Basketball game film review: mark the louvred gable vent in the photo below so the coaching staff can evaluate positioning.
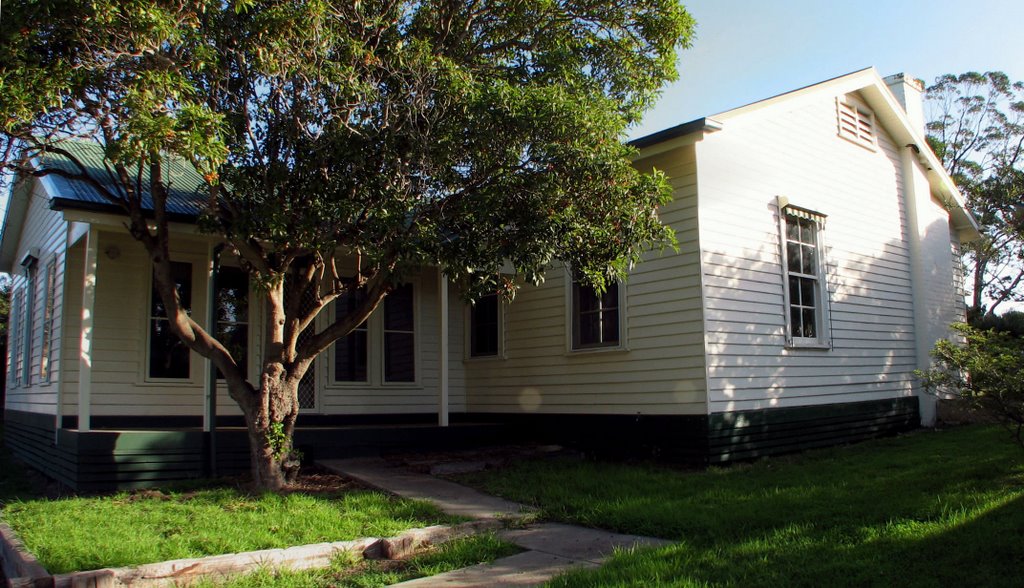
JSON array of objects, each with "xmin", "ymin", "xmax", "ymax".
[{"xmin": 837, "ymin": 98, "xmax": 875, "ymax": 148}]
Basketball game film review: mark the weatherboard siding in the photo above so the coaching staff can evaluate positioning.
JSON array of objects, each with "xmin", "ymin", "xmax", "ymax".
[
  {"xmin": 463, "ymin": 144, "xmax": 708, "ymax": 416},
  {"xmin": 697, "ymin": 90, "xmax": 929, "ymax": 413},
  {"xmin": 316, "ymin": 267, "xmax": 467, "ymax": 416},
  {"xmin": 5, "ymin": 179, "xmax": 68, "ymax": 416},
  {"xmin": 65, "ymin": 231, "xmax": 209, "ymax": 416},
  {"xmin": 55, "ymin": 229, "xmax": 459, "ymax": 419}
]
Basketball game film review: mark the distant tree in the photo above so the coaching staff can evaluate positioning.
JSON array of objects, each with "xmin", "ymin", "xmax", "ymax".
[
  {"xmin": 925, "ymin": 72, "xmax": 1024, "ymax": 319},
  {"xmin": 0, "ymin": 0, "xmax": 694, "ymax": 489}
]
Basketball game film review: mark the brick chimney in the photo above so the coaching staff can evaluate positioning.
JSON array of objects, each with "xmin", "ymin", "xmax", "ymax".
[{"xmin": 883, "ymin": 73, "xmax": 926, "ymax": 138}]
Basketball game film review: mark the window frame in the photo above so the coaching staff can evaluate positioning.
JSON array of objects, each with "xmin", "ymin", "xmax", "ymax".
[
  {"xmin": 330, "ymin": 286, "xmax": 371, "ymax": 385},
  {"xmin": 326, "ymin": 279, "xmax": 421, "ymax": 388},
  {"xmin": 465, "ymin": 292, "xmax": 504, "ymax": 360},
  {"xmin": 382, "ymin": 282, "xmax": 418, "ymax": 384},
  {"xmin": 9, "ymin": 288, "xmax": 22, "ymax": 388},
  {"xmin": 566, "ymin": 271, "xmax": 627, "ymax": 353},
  {"xmin": 212, "ymin": 264, "xmax": 251, "ymax": 381},
  {"xmin": 40, "ymin": 257, "xmax": 57, "ymax": 384},
  {"xmin": 21, "ymin": 262, "xmax": 37, "ymax": 387},
  {"xmin": 778, "ymin": 200, "xmax": 832, "ymax": 349},
  {"xmin": 144, "ymin": 259, "xmax": 198, "ymax": 383}
]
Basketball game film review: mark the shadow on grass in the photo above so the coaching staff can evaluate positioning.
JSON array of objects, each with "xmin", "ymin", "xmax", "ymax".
[{"xmin": 460, "ymin": 426, "xmax": 1024, "ymax": 587}]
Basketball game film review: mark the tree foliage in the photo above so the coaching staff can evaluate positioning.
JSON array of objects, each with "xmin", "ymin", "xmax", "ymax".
[
  {"xmin": 0, "ymin": 0, "xmax": 694, "ymax": 488},
  {"xmin": 925, "ymin": 72, "xmax": 1024, "ymax": 318},
  {"xmin": 918, "ymin": 323, "xmax": 1024, "ymax": 448}
]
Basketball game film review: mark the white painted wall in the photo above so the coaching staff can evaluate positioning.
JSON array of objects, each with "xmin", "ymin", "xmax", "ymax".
[
  {"xmin": 462, "ymin": 145, "xmax": 709, "ymax": 416},
  {"xmin": 903, "ymin": 153, "xmax": 964, "ymax": 425},
  {"xmin": 5, "ymin": 179, "xmax": 68, "ymax": 416},
  {"xmin": 53, "ymin": 228, "xmax": 460, "ymax": 419},
  {"xmin": 60, "ymin": 231, "xmax": 209, "ymax": 416},
  {"xmin": 696, "ymin": 89, "xmax": 957, "ymax": 414}
]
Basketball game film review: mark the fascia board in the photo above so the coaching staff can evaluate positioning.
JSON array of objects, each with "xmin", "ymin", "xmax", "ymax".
[
  {"xmin": 858, "ymin": 79, "xmax": 980, "ymax": 240},
  {"xmin": 60, "ymin": 208, "xmax": 206, "ymax": 237}
]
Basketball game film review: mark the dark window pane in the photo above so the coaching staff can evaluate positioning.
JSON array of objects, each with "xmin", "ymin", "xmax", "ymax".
[
  {"xmin": 800, "ymin": 277, "xmax": 817, "ymax": 306},
  {"xmin": 576, "ymin": 283, "xmax": 599, "ymax": 313},
  {"xmin": 384, "ymin": 332, "xmax": 415, "ymax": 382},
  {"xmin": 578, "ymin": 312, "xmax": 600, "ymax": 346},
  {"xmin": 337, "ymin": 287, "xmax": 369, "ymax": 324},
  {"xmin": 333, "ymin": 288, "xmax": 369, "ymax": 382},
  {"xmin": 150, "ymin": 319, "xmax": 190, "ymax": 378},
  {"xmin": 789, "ymin": 276, "xmax": 800, "ymax": 303},
  {"xmin": 801, "ymin": 219, "xmax": 817, "ymax": 246},
  {"xmin": 150, "ymin": 262, "xmax": 192, "ymax": 378},
  {"xmin": 473, "ymin": 324, "xmax": 499, "ymax": 356},
  {"xmin": 151, "ymin": 261, "xmax": 192, "ymax": 318},
  {"xmin": 470, "ymin": 294, "xmax": 499, "ymax": 357},
  {"xmin": 602, "ymin": 309, "xmax": 620, "ymax": 343},
  {"xmin": 790, "ymin": 307, "xmax": 802, "ymax": 339},
  {"xmin": 334, "ymin": 330, "xmax": 368, "ymax": 382},
  {"xmin": 216, "ymin": 267, "xmax": 248, "ymax": 324},
  {"xmin": 601, "ymin": 283, "xmax": 619, "ymax": 309},
  {"xmin": 215, "ymin": 266, "xmax": 248, "ymax": 379},
  {"xmin": 787, "ymin": 242, "xmax": 801, "ymax": 273},
  {"xmin": 215, "ymin": 324, "xmax": 248, "ymax": 377},
  {"xmin": 802, "ymin": 308, "xmax": 817, "ymax": 338},
  {"xmin": 801, "ymin": 245, "xmax": 816, "ymax": 275},
  {"xmin": 384, "ymin": 284, "xmax": 414, "ymax": 331},
  {"xmin": 786, "ymin": 217, "xmax": 799, "ymax": 241}
]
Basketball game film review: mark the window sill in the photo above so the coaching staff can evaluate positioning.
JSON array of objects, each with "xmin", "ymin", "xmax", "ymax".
[
  {"xmin": 325, "ymin": 381, "xmax": 371, "ymax": 389},
  {"xmin": 785, "ymin": 341, "xmax": 832, "ymax": 351},
  {"xmin": 463, "ymin": 354, "xmax": 504, "ymax": 363},
  {"xmin": 140, "ymin": 378, "xmax": 199, "ymax": 386},
  {"xmin": 380, "ymin": 382, "xmax": 423, "ymax": 389},
  {"xmin": 566, "ymin": 344, "xmax": 629, "ymax": 356},
  {"xmin": 325, "ymin": 382, "xmax": 424, "ymax": 390}
]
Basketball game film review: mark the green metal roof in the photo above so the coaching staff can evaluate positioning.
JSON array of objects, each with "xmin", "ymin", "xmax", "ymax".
[{"xmin": 41, "ymin": 141, "xmax": 208, "ymax": 219}]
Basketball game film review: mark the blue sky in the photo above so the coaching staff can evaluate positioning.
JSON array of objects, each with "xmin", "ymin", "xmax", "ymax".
[{"xmin": 629, "ymin": 0, "xmax": 1024, "ymax": 139}]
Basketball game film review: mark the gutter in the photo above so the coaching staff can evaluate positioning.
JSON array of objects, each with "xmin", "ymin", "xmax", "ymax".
[{"xmin": 628, "ymin": 117, "xmax": 724, "ymax": 151}]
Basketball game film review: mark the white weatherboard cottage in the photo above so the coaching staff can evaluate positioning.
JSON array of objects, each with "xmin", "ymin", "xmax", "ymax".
[{"xmin": 2, "ymin": 68, "xmax": 978, "ymax": 489}]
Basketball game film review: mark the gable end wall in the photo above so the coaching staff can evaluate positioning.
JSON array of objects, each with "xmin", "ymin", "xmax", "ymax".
[{"xmin": 696, "ymin": 91, "xmax": 948, "ymax": 413}]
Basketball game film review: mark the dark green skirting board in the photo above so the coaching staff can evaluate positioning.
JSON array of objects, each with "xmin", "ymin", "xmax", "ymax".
[
  {"xmin": 462, "ymin": 397, "xmax": 919, "ymax": 464},
  {"xmin": 5, "ymin": 397, "xmax": 919, "ymax": 490},
  {"xmin": 707, "ymin": 396, "xmax": 920, "ymax": 462},
  {"xmin": 3, "ymin": 409, "xmax": 509, "ymax": 491}
]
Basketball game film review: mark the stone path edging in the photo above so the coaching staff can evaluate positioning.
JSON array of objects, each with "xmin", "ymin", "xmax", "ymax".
[
  {"xmin": 1, "ymin": 522, "xmax": 50, "ymax": 588},
  {"xmin": 1, "ymin": 518, "xmax": 500, "ymax": 588}
]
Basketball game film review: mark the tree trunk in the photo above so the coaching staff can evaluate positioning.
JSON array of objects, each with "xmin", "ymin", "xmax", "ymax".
[
  {"xmin": 246, "ymin": 419, "xmax": 288, "ymax": 491},
  {"xmin": 235, "ymin": 368, "xmax": 300, "ymax": 491}
]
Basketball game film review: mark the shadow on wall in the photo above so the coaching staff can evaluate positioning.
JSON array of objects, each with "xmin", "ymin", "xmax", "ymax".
[{"xmin": 701, "ymin": 217, "xmax": 961, "ymax": 413}]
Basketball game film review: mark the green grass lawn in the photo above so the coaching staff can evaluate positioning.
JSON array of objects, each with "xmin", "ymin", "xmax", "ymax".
[
  {"xmin": 457, "ymin": 425, "xmax": 1024, "ymax": 587},
  {"xmin": 3, "ymin": 487, "xmax": 459, "ymax": 574},
  {"xmin": 0, "ymin": 425, "xmax": 460, "ymax": 575},
  {"xmin": 197, "ymin": 533, "xmax": 521, "ymax": 588}
]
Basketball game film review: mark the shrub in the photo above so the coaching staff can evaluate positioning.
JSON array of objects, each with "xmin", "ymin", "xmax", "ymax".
[{"xmin": 918, "ymin": 323, "xmax": 1024, "ymax": 447}]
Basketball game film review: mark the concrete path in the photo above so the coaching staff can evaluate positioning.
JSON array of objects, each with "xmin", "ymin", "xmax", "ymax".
[
  {"xmin": 318, "ymin": 458, "xmax": 670, "ymax": 587},
  {"xmin": 319, "ymin": 457, "xmax": 533, "ymax": 520}
]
